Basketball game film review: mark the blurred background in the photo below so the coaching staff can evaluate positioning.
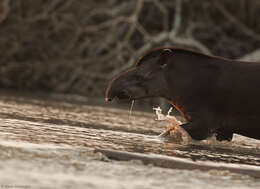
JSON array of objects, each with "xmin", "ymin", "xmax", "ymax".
[{"xmin": 1, "ymin": 0, "xmax": 260, "ymax": 107}]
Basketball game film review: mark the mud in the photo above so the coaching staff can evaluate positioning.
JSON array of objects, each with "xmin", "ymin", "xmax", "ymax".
[{"xmin": 0, "ymin": 91, "xmax": 259, "ymax": 188}]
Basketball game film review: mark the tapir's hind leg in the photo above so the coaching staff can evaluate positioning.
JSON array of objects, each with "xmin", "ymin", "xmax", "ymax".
[{"xmin": 215, "ymin": 129, "xmax": 233, "ymax": 141}]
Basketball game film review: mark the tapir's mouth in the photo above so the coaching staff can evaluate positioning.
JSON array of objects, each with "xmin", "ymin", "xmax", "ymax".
[
  {"xmin": 105, "ymin": 77, "xmax": 150, "ymax": 102},
  {"xmin": 105, "ymin": 90, "xmax": 132, "ymax": 102},
  {"xmin": 105, "ymin": 89, "xmax": 149, "ymax": 102}
]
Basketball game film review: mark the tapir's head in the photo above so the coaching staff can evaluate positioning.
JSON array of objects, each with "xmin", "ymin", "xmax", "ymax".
[{"xmin": 105, "ymin": 48, "xmax": 174, "ymax": 102}]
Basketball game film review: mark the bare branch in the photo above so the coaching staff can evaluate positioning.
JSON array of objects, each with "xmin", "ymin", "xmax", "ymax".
[
  {"xmin": 169, "ymin": 0, "xmax": 182, "ymax": 37},
  {"xmin": 214, "ymin": 2, "xmax": 260, "ymax": 42},
  {"xmin": 84, "ymin": 16, "xmax": 131, "ymax": 33},
  {"xmin": 239, "ymin": 49, "xmax": 260, "ymax": 62},
  {"xmin": 151, "ymin": 0, "xmax": 169, "ymax": 31},
  {"xmin": 0, "ymin": 0, "xmax": 9, "ymax": 23},
  {"xmin": 123, "ymin": 0, "xmax": 144, "ymax": 42}
]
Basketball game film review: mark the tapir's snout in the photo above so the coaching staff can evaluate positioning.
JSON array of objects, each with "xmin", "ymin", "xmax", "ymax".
[
  {"xmin": 105, "ymin": 86, "xmax": 130, "ymax": 102},
  {"xmin": 105, "ymin": 89, "xmax": 130, "ymax": 102},
  {"xmin": 105, "ymin": 81, "xmax": 116, "ymax": 102},
  {"xmin": 105, "ymin": 75, "xmax": 132, "ymax": 102},
  {"xmin": 105, "ymin": 65, "xmax": 162, "ymax": 102}
]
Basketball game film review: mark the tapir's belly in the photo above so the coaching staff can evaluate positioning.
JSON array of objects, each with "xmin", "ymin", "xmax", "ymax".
[{"xmin": 225, "ymin": 115, "xmax": 260, "ymax": 140}]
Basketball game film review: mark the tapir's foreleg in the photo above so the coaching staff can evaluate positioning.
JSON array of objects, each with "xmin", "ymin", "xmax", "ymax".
[
  {"xmin": 159, "ymin": 119, "xmax": 214, "ymax": 141},
  {"xmin": 159, "ymin": 118, "xmax": 191, "ymax": 141},
  {"xmin": 181, "ymin": 122, "xmax": 211, "ymax": 140}
]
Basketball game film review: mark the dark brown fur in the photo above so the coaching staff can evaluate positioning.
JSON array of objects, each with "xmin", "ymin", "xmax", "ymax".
[{"xmin": 105, "ymin": 47, "xmax": 260, "ymax": 141}]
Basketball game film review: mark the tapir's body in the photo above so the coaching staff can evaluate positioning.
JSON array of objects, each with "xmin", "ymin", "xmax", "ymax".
[{"xmin": 105, "ymin": 47, "xmax": 260, "ymax": 141}]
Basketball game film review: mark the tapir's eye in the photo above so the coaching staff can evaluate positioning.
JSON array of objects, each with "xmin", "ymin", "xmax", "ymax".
[{"xmin": 157, "ymin": 49, "xmax": 172, "ymax": 67}]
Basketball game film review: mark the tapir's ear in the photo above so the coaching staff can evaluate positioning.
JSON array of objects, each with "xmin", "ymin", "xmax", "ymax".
[{"xmin": 157, "ymin": 48, "xmax": 173, "ymax": 68}]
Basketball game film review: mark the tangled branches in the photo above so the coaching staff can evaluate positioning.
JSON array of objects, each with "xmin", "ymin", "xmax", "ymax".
[
  {"xmin": 0, "ymin": 0, "xmax": 260, "ymax": 96},
  {"xmin": 86, "ymin": 0, "xmax": 214, "ymax": 79}
]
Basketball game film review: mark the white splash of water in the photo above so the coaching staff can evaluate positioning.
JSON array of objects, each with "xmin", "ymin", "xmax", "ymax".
[
  {"xmin": 153, "ymin": 107, "xmax": 165, "ymax": 121},
  {"xmin": 153, "ymin": 106, "xmax": 189, "ymax": 141},
  {"xmin": 153, "ymin": 106, "xmax": 181, "ymax": 123}
]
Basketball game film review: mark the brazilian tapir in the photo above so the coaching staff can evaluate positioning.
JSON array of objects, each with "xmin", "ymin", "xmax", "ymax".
[{"xmin": 105, "ymin": 47, "xmax": 260, "ymax": 141}]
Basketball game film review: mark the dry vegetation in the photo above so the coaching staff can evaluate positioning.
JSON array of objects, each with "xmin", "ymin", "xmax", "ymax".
[{"xmin": 0, "ymin": 0, "xmax": 260, "ymax": 97}]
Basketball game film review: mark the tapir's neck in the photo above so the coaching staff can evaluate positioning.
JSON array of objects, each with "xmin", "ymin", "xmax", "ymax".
[{"xmin": 165, "ymin": 97, "xmax": 192, "ymax": 122}]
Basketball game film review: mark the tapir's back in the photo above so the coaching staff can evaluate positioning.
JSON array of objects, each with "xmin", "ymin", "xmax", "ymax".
[
  {"xmin": 194, "ymin": 57, "xmax": 260, "ymax": 139},
  {"xmin": 216, "ymin": 60, "xmax": 260, "ymax": 116}
]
